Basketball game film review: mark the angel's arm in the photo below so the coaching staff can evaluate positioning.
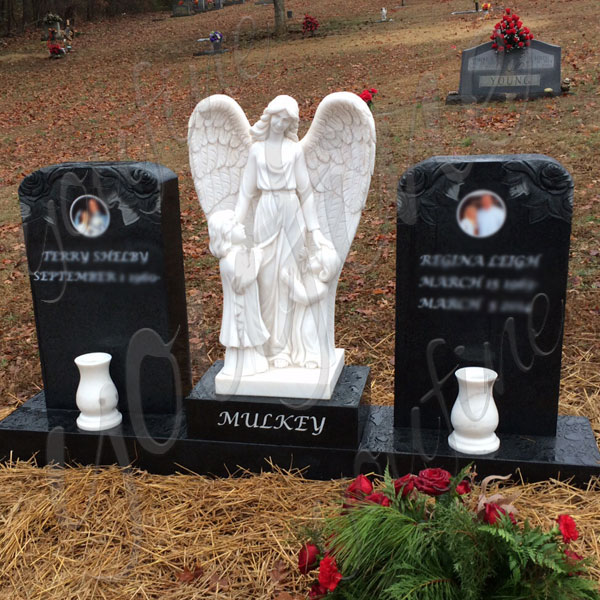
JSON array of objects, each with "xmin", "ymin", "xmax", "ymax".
[
  {"xmin": 295, "ymin": 147, "xmax": 319, "ymax": 232},
  {"xmin": 235, "ymin": 147, "xmax": 258, "ymax": 224},
  {"xmin": 282, "ymin": 267, "xmax": 310, "ymax": 306}
]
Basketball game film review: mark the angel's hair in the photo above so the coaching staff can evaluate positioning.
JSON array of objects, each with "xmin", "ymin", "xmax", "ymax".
[
  {"xmin": 311, "ymin": 246, "xmax": 341, "ymax": 283},
  {"xmin": 208, "ymin": 210, "xmax": 236, "ymax": 259},
  {"xmin": 250, "ymin": 95, "xmax": 300, "ymax": 142}
]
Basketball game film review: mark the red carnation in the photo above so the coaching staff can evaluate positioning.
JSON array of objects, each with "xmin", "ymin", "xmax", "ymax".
[
  {"xmin": 309, "ymin": 582, "xmax": 328, "ymax": 599},
  {"xmin": 565, "ymin": 548, "xmax": 583, "ymax": 562},
  {"xmin": 557, "ymin": 515, "xmax": 579, "ymax": 544},
  {"xmin": 394, "ymin": 474, "xmax": 417, "ymax": 498},
  {"xmin": 318, "ymin": 555, "xmax": 342, "ymax": 593},
  {"xmin": 365, "ymin": 492, "xmax": 391, "ymax": 507},
  {"xmin": 455, "ymin": 480, "xmax": 471, "ymax": 495},
  {"xmin": 415, "ymin": 468, "xmax": 451, "ymax": 496},
  {"xmin": 345, "ymin": 474, "xmax": 372, "ymax": 499},
  {"xmin": 298, "ymin": 543, "xmax": 320, "ymax": 574},
  {"xmin": 483, "ymin": 503, "xmax": 516, "ymax": 525}
]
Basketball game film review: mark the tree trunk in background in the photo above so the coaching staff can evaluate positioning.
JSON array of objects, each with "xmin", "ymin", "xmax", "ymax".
[
  {"xmin": 22, "ymin": 0, "xmax": 32, "ymax": 30},
  {"xmin": 273, "ymin": 0, "xmax": 286, "ymax": 36}
]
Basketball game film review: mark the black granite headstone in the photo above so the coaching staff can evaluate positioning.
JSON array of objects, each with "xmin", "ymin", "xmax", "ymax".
[
  {"xmin": 447, "ymin": 40, "xmax": 561, "ymax": 103},
  {"xmin": 395, "ymin": 154, "xmax": 573, "ymax": 437},
  {"xmin": 19, "ymin": 162, "xmax": 192, "ymax": 414}
]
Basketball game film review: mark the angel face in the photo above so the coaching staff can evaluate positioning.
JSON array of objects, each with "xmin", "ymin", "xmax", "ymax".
[{"xmin": 270, "ymin": 112, "xmax": 293, "ymax": 136}]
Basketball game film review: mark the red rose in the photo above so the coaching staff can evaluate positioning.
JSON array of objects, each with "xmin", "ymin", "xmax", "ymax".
[
  {"xmin": 512, "ymin": 13, "xmax": 519, "ymax": 19},
  {"xmin": 529, "ymin": 34, "xmax": 534, "ymax": 40},
  {"xmin": 525, "ymin": 41, "xmax": 530, "ymax": 47},
  {"xmin": 359, "ymin": 90, "xmax": 373, "ymax": 104},
  {"xmin": 505, "ymin": 7, "xmax": 511, "ymax": 13},
  {"xmin": 365, "ymin": 492, "xmax": 391, "ymax": 507},
  {"xmin": 345, "ymin": 474, "xmax": 372, "ymax": 499},
  {"xmin": 483, "ymin": 503, "xmax": 516, "ymax": 525},
  {"xmin": 394, "ymin": 474, "xmax": 417, "ymax": 498},
  {"xmin": 492, "ymin": 43, "xmax": 498, "ymax": 49},
  {"xmin": 517, "ymin": 20, "xmax": 523, "ymax": 27},
  {"xmin": 370, "ymin": 88, "xmax": 378, "ymax": 94},
  {"xmin": 518, "ymin": 42, "xmax": 524, "ymax": 47},
  {"xmin": 498, "ymin": 46, "xmax": 504, "ymax": 51},
  {"xmin": 455, "ymin": 480, "xmax": 471, "ymax": 495},
  {"xmin": 309, "ymin": 582, "xmax": 328, "ymax": 599},
  {"xmin": 298, "ymin": 543, "xmax": 320, "ymax": 574},
  {"xmin": 318, "ymin": 555, "xmax": 342, "ymax": 593},
  {"xmin": 415, "ymin": 468, "xmax": 451, "ymax": 496},
  {"xmin": 557, "ymin": 515, "xmax": 579, "ymax": 544}
]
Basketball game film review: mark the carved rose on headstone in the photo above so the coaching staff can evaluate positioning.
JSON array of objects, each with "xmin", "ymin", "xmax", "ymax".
[
  {"xmin": 131, "ymin": 168, "xmax": 159, "ymax": 199},
  {"xmin": 19, "ymin": 170, "xmax": 48, "ymax": 200},
  {"xmin": 539, "ymin": 163, "xmax": 571, "ymax": 195}
]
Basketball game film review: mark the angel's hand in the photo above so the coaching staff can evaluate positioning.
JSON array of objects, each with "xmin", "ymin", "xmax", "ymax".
[{"xmin": 312, "ymin": 229, "xmax": 334, "ymax": 250}]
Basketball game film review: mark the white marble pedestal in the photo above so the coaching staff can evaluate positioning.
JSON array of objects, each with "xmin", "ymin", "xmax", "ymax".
[{"xmin": 215, "ymin": 349, "xmax": 345, "ymax": 399}]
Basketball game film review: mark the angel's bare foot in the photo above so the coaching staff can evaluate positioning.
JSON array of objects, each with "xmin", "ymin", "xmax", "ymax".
[
  {"xmin": 305, "ymin": 361, "xmax": 319, "ymax": 369},
  {"xmin": 273, "ymin": 358, "xmax": 290, "ymax": 369}
]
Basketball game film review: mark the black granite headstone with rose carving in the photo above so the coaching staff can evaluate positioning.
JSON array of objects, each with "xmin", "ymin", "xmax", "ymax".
[
  {"xmin": 19, "ymin": 162, "xmax": 191, "ymax": 414},
  {"xmin": 447, "ymin": 40, "xmax": 561, "ymax": 103},
  {"xmin": 395, "ymin": 154, "xmax": 573, "ymax": 437}
]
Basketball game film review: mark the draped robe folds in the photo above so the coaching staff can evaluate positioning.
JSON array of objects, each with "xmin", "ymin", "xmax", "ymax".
[{"xmin": 235, "ymin": 139, "xmax": 321, "ymax": 366}]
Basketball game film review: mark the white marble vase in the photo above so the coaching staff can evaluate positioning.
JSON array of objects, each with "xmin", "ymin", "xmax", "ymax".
[
  {"xmin": 448, "ymin": 367, "xmax": 500, "ymax": 455},
  {"xmin": 75, "ymin": 352, "xmax": 122, "ymax": 431}
]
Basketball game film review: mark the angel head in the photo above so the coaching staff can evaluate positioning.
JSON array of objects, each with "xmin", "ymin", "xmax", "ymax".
[
  {"xmin": 208, "ymin": 210, "xmax": 246, "ymax": 258},
  {"xmin": 250, "ymin": 95, "xmax": 300, "ymax": 142},
  {"xmin": 307, "ymin": 245, "xmax": 341, "ymax": 283}
]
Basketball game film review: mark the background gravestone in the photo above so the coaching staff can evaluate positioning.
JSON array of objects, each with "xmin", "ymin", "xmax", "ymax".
[
  {"xmin": 19, "ymin": 162, "xmax": 192, "ymax": 414},
  {"xmin": 172, "ymin": 0, "xmax": 193, "ymax": 16},
  {"xmin": 395, "ymin": 154, "xmax": 573, "ymax": 437},
  {"xmin": 447, "ymin": 40, "xmax": 561, "ymax": 103}
]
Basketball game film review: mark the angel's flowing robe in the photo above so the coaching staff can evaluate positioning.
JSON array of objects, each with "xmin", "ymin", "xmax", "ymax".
[{"xmin": 235, "ymin": 139, "xmax": 321, "ymax": 366}]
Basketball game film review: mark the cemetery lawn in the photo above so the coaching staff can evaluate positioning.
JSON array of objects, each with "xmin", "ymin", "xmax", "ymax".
[{"xmin": 0, "ymin": 0, "xmax": 599, "ymax": 597}]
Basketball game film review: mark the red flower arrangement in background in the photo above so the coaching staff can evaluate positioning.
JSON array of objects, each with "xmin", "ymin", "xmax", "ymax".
[
  {"xmin": 303, "ymin": 14, "xmax": 320, "ymax": 36},
  {"xmin": 359, "ymin": 88, "xmax": 378, "ymax": 110},
  {"xmin": 490, "ymin": 8, "xmax": 533, "ymax": 53}
]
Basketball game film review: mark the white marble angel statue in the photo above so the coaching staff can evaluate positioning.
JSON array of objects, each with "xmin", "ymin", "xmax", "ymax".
[{"xmin": 189, "ymin": 92, "xmax": 376, "ymax": 399}]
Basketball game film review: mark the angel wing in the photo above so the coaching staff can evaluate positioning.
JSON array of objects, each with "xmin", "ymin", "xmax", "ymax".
[
  {"xmin": 188, "ymin": 95, "xmax": 252, "ymax": 219},
  {"xmin": 301, "ymin": 91, "xmax": 376, "ymax": 263},
  {"xmin": 301, "ymin": 92, "xmax": 376, "ymax": 353}
]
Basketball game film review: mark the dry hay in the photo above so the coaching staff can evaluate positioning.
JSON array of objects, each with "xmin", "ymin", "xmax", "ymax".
[{"xmin": 0, "ymin": 460, "xmax": 597, "ymax": 599}]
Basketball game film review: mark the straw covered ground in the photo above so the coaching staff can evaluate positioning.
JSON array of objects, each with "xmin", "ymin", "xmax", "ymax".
[
  {"xmin": 0, "ymin": 0, "xmax": 599, "ymax": 596},
  {"xmin": 0, "ymin": 462, "xmax": 598, "ymax": 600}
]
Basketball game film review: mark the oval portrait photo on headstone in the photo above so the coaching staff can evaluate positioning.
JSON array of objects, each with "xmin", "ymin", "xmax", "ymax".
[
  {"xmin": 70, "ymin": 194, "xmax": 110, "ymax": 238},
  {"xmin": 457, "ymin": 190, "xmax": 506, "ymax": 238}
]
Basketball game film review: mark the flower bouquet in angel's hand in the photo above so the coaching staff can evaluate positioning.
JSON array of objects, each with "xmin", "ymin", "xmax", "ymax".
[{"xmin": 296, "ymin": 467, "xmax": 600, "ymax": 600}]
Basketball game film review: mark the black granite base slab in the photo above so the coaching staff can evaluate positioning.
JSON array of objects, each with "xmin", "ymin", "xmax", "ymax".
[
  {"xmin": 185, "ymin": 363, "xmax": 370, "ymax": 449},
  {"xmin": 0, "ymin": 398, "xmax": 598, "ymax": 486}
]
